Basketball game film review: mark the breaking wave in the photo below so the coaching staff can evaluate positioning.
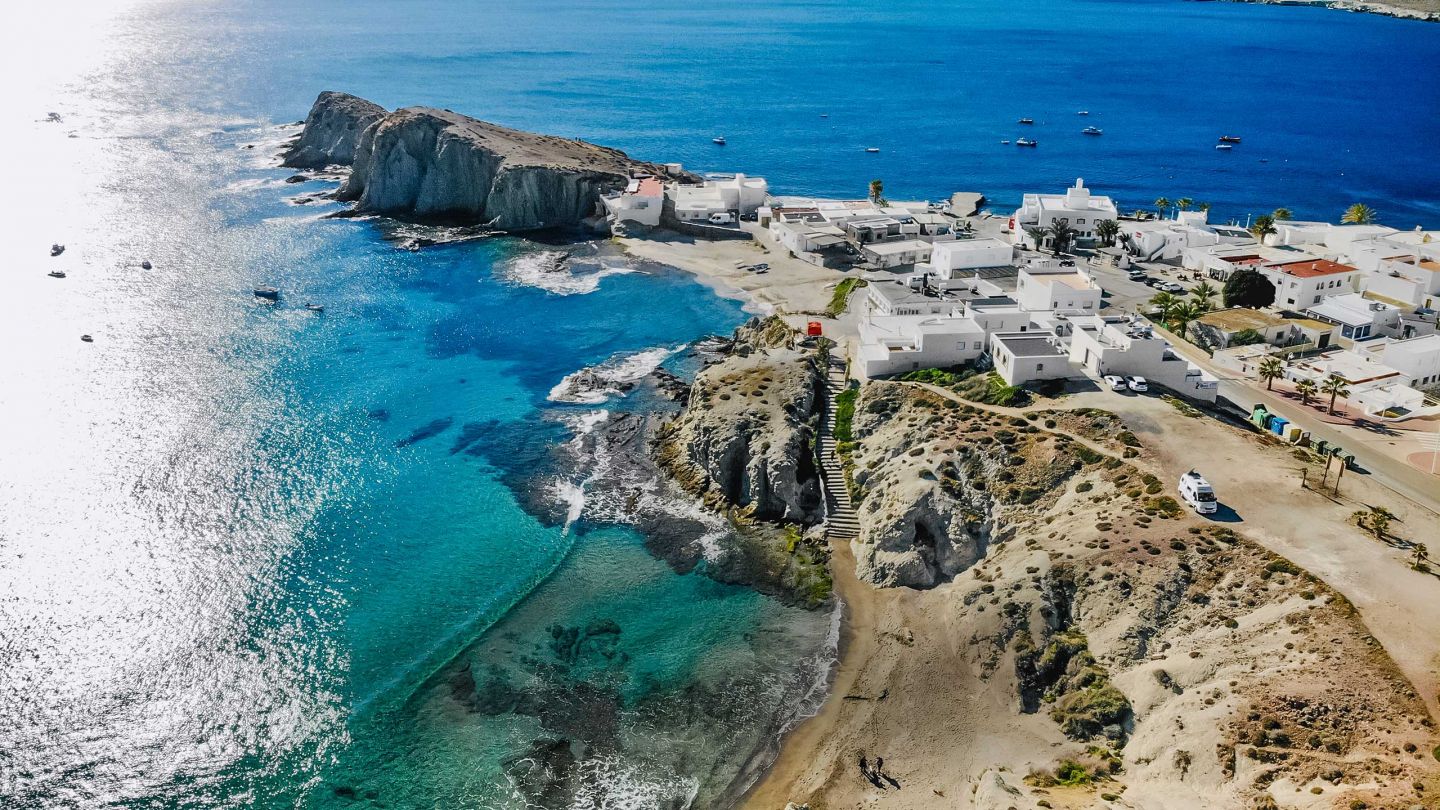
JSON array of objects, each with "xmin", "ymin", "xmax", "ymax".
[
  {"xmin": 547, "ymin": 346, "xmax": 684, "ymax": 405},
  {"xmin": 499, "ymin": 250, "xmax": 638, "ymax": 296}
]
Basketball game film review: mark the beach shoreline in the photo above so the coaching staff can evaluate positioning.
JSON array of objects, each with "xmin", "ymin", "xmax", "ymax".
[{"xmin": 1221, "ymin": 0, "xmax": 1439, "ymax": 22}]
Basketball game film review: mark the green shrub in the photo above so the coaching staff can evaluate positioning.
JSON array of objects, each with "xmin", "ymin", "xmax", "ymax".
[
  {"xmin": 833, "ymin": 388, "xmax": 857, "ymax": 442},
  {"xmin": 1076, "ymin": 481, "xmax": 1094, "ymax": 493},
  {"xmin": 825, "ymin": 277, "xmax": 868, "ymax": 317}
]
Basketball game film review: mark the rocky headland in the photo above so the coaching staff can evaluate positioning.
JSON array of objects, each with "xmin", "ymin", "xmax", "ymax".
[
  {"xmin": 280, "ymin": 91, "xmax": 387, "ymax": 169},
  {"xmin": 282, "ymin": 91, "xmax": 685, "ymax": 231}
]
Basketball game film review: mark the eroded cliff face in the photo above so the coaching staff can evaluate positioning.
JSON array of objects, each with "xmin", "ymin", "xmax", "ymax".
[
  {"xmin": 280, "ymin": 91, "xmax": 387, "ymax": 169},
  {"xmin": 330, "ymin": 104, "xmax": 670, "ymax": 230},
  {"xmin": 847, "ymin": 383, "xmax": 1083, "ymax": 588},
  {"xmin": 656, "ymin": 318, "xmax": 824, "ymax": 526}
]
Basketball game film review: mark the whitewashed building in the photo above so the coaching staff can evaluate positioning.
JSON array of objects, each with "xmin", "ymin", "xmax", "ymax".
[
  {"xmin": 601, "ymin": 176, "xmax": 665, "ymax": 227},
  {"xmin": 925, "ymin": 238, "xmax": 1015, "ymax": 279},
  {"xmin": 1009, "ymin": 179, "xmax": 1118, "ymax": 246},
  {"xmin": 1303, "ymin": 293, "xmax": 1404, "ymax": 343},
  {"xmin": 1014, "ymin": 264, "xmax": 1101, "ymax": 313},
  {"xmin": 1354, "ymin": 335, "xmax": 1440, "ymax": 390},
  {"xmin": 669, "ymin": 173, "xmax": 769, "ymax": 221},
  {"xmin": 1261, "ymin": 259, "xmax": 1360, "ymax": 309}
]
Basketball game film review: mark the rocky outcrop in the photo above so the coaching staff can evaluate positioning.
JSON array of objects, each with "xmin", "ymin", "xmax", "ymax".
[
  {"xmin": 657, "ymin": 318, "xmax": 824, "ymax": 526},
  {"xmin": 280, "ymin": 91, "xmax": 387, "ymax": 169},
  {"xmin": 324, "ymin": 102, "xmax": 677, "ymax": 230},
  {"xmin": 846, "ymin": 383, "xmax": 1083, "ymax": 588}
]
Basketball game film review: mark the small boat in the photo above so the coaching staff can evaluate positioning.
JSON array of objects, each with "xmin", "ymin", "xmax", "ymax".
[
  {"xmin": 51, "ymin": 244, "xmax": 65, "ymax": 256},
  {"xmin": 1016, "ymin": 138, "xmax": 1037, "ymax": 147},
  {"xmin": 1018, "ymin": 118, "xmax": 1034, "ymax": 124},
  {"xmin": 1219, "ymin": 135, "xmax": 1242, "ymax": 143},
  {"xmin": 820, "ymin": 113, "xmax": 829, "ymax": 118},
  {"xmin": 1215, "ymin": 143, "xmax": 1233, "ymax": 151},
  {"xmin": 80, "ymin": 334, "xmax": 93, "ymax": 343},
  {"xmin": 304, "ymin": 302, "xmax": 325, "ymax": 312},
  {"xmin": 140, "ymin": 260, "xmax": 152, "ymax": 270},
  {"xmin": 864, "ymin": 147, "xmax": 880, "ymax": 153},
  {"xmin": 48, "ymin": 270, "xmax": 66, "ymax": 278},
  {"xmin": 253, "ymin": 286, "xmax": 280, "ymax": 300},
  {"xmin": 1077, "ymin": 110, "xmax": 1090, "ymax": 116},
  {"xmin": 1082, "ymin": 126, "xmax": 1103, "ymax": 136},
  {"xmin": 1000, "ymin": 140, "xmax": 1010, "ymax": 144},
  {"xmin": 712, "ymin": 136, "xmax": 726, "ymax": 145}
]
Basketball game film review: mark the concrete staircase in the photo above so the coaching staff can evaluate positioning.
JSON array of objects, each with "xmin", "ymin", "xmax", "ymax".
[{"xmin": 820, "ymin": 361, "xmax": 861, "ymax": 541}]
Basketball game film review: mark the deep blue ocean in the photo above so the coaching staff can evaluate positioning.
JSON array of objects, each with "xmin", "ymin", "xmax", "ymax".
[{"xmin": 1, "ymin": 1, "xmax": 1437, "ymax": 807}]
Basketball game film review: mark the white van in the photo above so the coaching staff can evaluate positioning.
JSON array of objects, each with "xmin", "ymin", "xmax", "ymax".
[
  {"xmin": 708, "ymin": 212, "xmax": 735, "ymax": 225},
  {"xmin": 1178, "ymin": 470, "xmax": 1218, "ymax": 514}
]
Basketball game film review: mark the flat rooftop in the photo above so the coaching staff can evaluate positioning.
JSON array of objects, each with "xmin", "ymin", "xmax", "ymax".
[
  {"xmin": 864, "ymin": 239, "xmax": 931, "ymax": 256},
  {"xmin": 1197, "ymin": 307, "xmax": 1286, "ymax": 332},
  {"xmin": 995, "ymin": 334, "xmax": 1066, "ymax": 357}
]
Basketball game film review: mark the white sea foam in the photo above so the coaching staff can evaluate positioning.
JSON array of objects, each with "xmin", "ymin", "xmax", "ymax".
[
  {"xmin": 568, "ymin": 755, "xmax": 699, "ymax": 810},
  {"xmin": 550, "ymin": 410, "xmax": 612, "ymax": 536},
  {"xmin": 499, "ymin": 251, "xmax": 637, "ymax": 296},
  {"xmin": 547, "ymin": 345, "xmax": 683, "ymax": 405}
]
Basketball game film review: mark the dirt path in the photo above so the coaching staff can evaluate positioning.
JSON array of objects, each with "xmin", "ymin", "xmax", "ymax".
[{"xmin": 1086, "ymin": 387, "xmax": 1440, "ymax": 720}]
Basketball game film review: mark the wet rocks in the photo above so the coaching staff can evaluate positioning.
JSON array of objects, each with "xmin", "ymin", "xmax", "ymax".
[{"xmin": 656, "ymin": 317, "xmax": 824, "ymax": 525}]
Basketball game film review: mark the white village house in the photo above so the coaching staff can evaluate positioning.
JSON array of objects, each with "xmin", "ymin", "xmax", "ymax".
[{"xmin": 1009, "ymin": 179, "xmax": 1118, "ymax": 247}]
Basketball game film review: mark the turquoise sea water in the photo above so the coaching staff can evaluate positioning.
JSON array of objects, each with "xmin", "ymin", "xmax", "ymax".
[{"xmin": 1, "ymin": 1, "xmax": 1437, "ymax": 808}]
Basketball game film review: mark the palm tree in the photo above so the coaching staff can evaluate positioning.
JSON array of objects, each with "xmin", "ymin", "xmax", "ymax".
[
  {"xmin": 1197, "ymin": 201, "xmax": 1212, "ymax": 213},
  {"xmin": 1320, "ymin": 374, "xmax": 1350, "ymax": 415},
  {"xmin": 1352, "ymin": 505, "xmax": 1393, "ymax": 541},
  {"xmin": 1272, "ymin": 207, "xmax": 1293, "ymax": 222},
  {"xmin": 1176, "ymin": 197, "xmax": 1194, "ymax": 212},
  {"xmin": 1024, "ymin": 226, "xmax": 1048, "ymax": 251},
  {"xmin": 1250, "ymin": 214, "xmax": 1277, "ymax": 242},
  {"xmin": 1169, "ymin": 301, "xmax": 1203, "ymax": 339},
  {"xmin": 1150, "ymin": 291, "xmax": 1180, "ymax": 323},
  {"xmin": 1190, "ymin": 281, "xmax": 1218, "ymax": 312},
  {"xmin": 1258, "ymin": 357, "xmax": 1285, "ymax": 391},
  {"xmin": 1047, "ymin": 218, "xmax": 1078, "ymax": 256},
  {"xmin": 1341, "ymin": 203, "xmax": 1378, "ymax": 225},
  {"xmin": 868, "ymin": 178, "xmax": 884, "ymax": 202},
  {"xmin": 1413, "ymin": 542, "xmax": 1429, "ymax": 570},
  {"xmin": 1094, "ymin": 218, "xmax": 1121, "ymax": 248},
  {"xmin": 1295, "ymin": 378, "xmax": 1318, "ymax": 406},
  {"xmin": 1154, "ymin": 197, "xmax": 1171, "ymax": 219}
]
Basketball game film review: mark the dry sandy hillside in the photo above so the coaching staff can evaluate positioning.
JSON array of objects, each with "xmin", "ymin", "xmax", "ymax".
[{"xmin": 747, "ymin": 383, "xmax": 1440, "ymax": 810}]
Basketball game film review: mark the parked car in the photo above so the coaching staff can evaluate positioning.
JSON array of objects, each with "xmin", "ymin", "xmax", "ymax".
[
  {"xmin": 1127, "ymin": 270, "xmax": 1148, "ymax": 282},
  {"xmin": 708, "ymin": 212, "xmax": 736, "ymax": 225},
  {"xmin": 1104, "ymin": 374, "xmax": 1127, "ymax": 391},
  {"xmin": 1147, "ymin": 279, "xmax": 1167, "ymax": 289},
  {"xmin": 740, "ymin": 212, "xmax": 758, "ymax": 222},
  {"xmin": 1162, "ymin": 282, "xmax": 1185, "ymax": 293},
  {"xmin": 1125, "ymin": 375, "xmax": 1149, "ymax": 392}
]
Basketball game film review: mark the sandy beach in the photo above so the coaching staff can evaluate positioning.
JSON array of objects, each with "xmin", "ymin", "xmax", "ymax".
[{"xmin": 616, "ymin": 230, "xmax": 852, "ymax": 318}]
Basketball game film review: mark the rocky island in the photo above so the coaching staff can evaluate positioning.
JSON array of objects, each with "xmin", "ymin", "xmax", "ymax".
[{"xmin": 282, "ymin": 91, "xmax": 684, "ymax": 231}]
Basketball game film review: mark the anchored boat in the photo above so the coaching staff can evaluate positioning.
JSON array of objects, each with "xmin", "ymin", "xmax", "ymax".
[
  {"xmin": 1082, "ymin": 126, "xmax": 1103, "ymax": 136},
  {"xmin": 1015, "ymin": 137, "xmax": 1037, "ymax": 147},
  {"xmin": 253, "ymin": 286, "xmax": 280, "ymax": 300}
]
